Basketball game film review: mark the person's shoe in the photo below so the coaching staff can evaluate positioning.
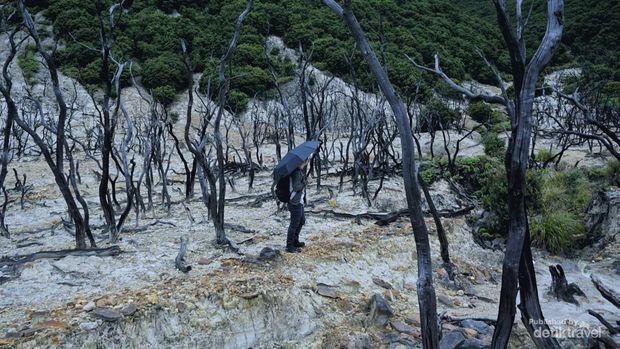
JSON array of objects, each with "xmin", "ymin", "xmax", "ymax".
[
  {"xmin": 285, "ymin": 245, "xmax": 302, "ymax": 253},
  {"xmin": 294, "ymin": 241, "xmax": 306, "ymax": 248}
]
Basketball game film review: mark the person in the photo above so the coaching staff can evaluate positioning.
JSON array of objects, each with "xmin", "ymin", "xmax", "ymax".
[{"xmin": 286, "ymin": 158, "xmax": 309, "ymax": 253}]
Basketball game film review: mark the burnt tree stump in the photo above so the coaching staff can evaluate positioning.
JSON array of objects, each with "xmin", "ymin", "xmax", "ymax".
[{"xmin": 548, "ymin": 264, "xmax": 585, "ymax": 305}]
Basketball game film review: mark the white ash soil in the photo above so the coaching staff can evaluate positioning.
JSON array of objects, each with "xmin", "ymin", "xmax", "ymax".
[{"xmin": 1, "ymin": 154, "xmax": 618, "ymax": 348}]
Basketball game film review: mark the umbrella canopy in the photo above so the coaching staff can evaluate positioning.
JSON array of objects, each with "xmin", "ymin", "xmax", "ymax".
[{"xmin": 273, "ymin": 140, "xmax": 320, "ymax": 181}]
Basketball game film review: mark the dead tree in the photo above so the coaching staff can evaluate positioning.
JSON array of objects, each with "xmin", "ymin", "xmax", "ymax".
[
  {"xmin": 552, "ymin": 88, "xmax": 620, "ymax": 162},
  {"xmin": 92, "ymin": 1, "xmax": 133, "ymax": 241},
  {"xmin": 13, "ymin": 1, "xmax": 95, "ymax": 249},
  {"xmin": 323, "ymin": 1, "xmax": 440, "ymax": 347},
  {"xmin": 265, "ymin": 48, "xmax": 291, "ymax": 160},
  {"xmin": 408, "ymin": 1, "xmax": 565, "ymax": 347},
  {"xmin": 182, "ymin": 0, "xmax": 253, "ymax": 249},
  {"xmin": 0, "ymin": 17, "xmax": 24, "ymax": 237},
  {"xmin": 532, "ymin": 91, "xmax": 586, "ymax": 168}
]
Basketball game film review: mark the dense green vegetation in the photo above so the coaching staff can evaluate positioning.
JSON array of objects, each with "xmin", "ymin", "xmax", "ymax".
[
  {"xmin": 15, "ymin": 0, "xmax": 510, "ymax": 110},
  {"xmin": 14, "ymin": 0, "xmax": 618, "ymax": 110},
  {"xmin": 451, "ymin": 155, "xmax": 606, "ymax": 255},
  {"xmin": 458, "ymin": 0, "xmax": 620, "ymax": 103}
]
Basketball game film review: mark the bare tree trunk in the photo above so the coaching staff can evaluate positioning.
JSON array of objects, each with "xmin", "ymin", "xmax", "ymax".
[
  {"xmin": 323, "ymin": 1, "xmax": 439, "ymax": 347},
  {"xmin": 0, "ymin": 25, "xmax": 22, "ymax": 237},
  {"xmin": 16, "ymin": 1, "xmax": 88, "ymax": 249}
]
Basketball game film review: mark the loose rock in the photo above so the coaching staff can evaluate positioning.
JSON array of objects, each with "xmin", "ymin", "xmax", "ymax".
[
  {"xmin": 121, "ymin": 303, "xmax": 137, "ymax": 316},
  {"xmin": 368, "ymin": 293, "xmax": 393, "ymax": 326},
  {"xmin": 79, "ymin": 322, "xmax": 98, "ymax": 331},
  {"xmin": 439, "ymin": 331, "xmax": 465, "ymax": 349},
  {"xmin": 460, "ymin": 319, "xmax": 493, "ymax": 336},
  {"xmin": 460, "ymin": 338, "xmax": 489, "ymax": 349},
  {"xmin": 82, "ymin": 301, "xmax": 96, "ymax": 312},
  {"xmin": 92, "ymin": 308, "xmax": 122, "ymax": 322},
  {"xmin": 390, "ymin": 321, "xmax": 418, "ymax": 335},
  {"xmin": 317, "ymin": 284, "xmax": 339, "ymax": 299},
  {"xmin": 341, "ymin": 332, "xmax": 372, "ymax": 349},
  {"xmin": 373, "ymin": 277, "xmax": 393, "ymax": 289},
  {"xmin": 258, "ymin": 247, "xmax": 281, "ymax": 261},
  {"xmin": 437, "ymin": 294, "xmax": 455, "ymax": 307}
]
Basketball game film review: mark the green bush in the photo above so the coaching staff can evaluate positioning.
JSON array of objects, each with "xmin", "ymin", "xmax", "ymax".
[
  {"xmin": 226, "ymin": 89, "xmax": 250, "ymax": 113},
  {"xmin": 18, "ymin": 45, "xmax": 39, "ymax": 85},
  {"xmin": 153, "ymin": 85, "xmax": 177, "ymax": 106},
  {"xmin": 534, "ymin": 149, "xmax": 554, "ymax": 164},
  {"xmin": 141, "ymin": 53, "xmax": 187, "ymax": 92},
  {"xmin": 419, "ymin": 161, "xmax": 441, "ymax": 185},
  {"xmin": 530, "ymin": 211, "xmax": 584, "ymax": 255},
  {"xmin": 419, "ymin": 98, "xmax": 460, "ymax": 132},
  {"xmin": 607, "ymin": 159, "xmax": 620, "ymax": 186},
  {"xmin": 169, "ymin": 112, "xmax": 180, "ymax": 124},
  {"xmin": 467, "ymin": 101, "xmax": 493, "ymax": 124},
  {"xmin": 473, "ymin": 167, "xmax": 593, "ymax": 254},
  {"xmin": 230, "ymin": 65, "xmax": 273, "ymax": 96},
  {"xmin": 482, "ymin": 132, "xmax": 505, "ymax": 158}
]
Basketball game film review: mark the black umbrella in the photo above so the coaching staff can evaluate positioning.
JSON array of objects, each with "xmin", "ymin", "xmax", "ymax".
[{"xmin": 273, "ymin": 140, "xmax": 320, "ymax": 181}]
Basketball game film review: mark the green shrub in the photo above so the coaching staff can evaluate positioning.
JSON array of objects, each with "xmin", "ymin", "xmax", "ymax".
[
  {"xmin": 530, "ymin": 211, "xmax": 584, "ymax": 255},
  {"xmin": 141, "ymin": 53, "xmax": 187, "ymax": 92},
  {"xmin": 467, "ymin": 101, "xmax": 493, "ymax": 124},
  {"xmin": 419, "ymin": 98, "xmax": 460, "ymax": 132},
  {"xmin": 534, "ymin": 149, "xmax": 554, "ymax": 164},
  {"xmin": 607, "ymin": 159, "xmax": 620, "ymax": 186},
  {"xmin": 18, "ymin": 45, "xmax": 39, "ymax": 85},
  {"xmin": 169, "ymin": 112, "xmax": 180, "ymax": 124},
  {"xmin": 226, "ymin": 89, "xmax": 250, "ymax": 113},
  {"xmin": 230, "ymin": 65, "xmax": 273, "ymax": 96},
  {"xmin": 473, "ymin": 167, "xmax": 593, "ymax": 254},
  {"xmin": 419, "ymin": 161, "xmax": 441, "ymax": 185},
  {"xmin": 482, "ymin": 132, "xmax": 505, "ymax": 158},
  {"xmin": 153, "ymin": 85, "xmax": 177, "ymax": 106}
]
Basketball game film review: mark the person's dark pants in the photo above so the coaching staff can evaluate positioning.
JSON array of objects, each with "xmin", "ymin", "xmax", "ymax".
[{"xmin": 287, "ymin": 202, "xmax": 305, "ymax": 247}]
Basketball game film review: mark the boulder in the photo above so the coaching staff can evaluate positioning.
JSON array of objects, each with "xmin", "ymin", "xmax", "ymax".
[
  {"xmin": 258, "ymin": 247, "xmax": 281, "ymax": 261},
  {"xmin": 460, "ymin": 319, "xmax": 493, "ymax": 336},
  {"xmin": 367, "ymin": 293, "xmax": 393, "ymax": 326},
  {"xmin": 585, "ymin": 189, "xmax": 620, "ymax": 247},
  {"xmin": 460, "ymin": 338, "xmax": 490, "ymax": 349},
  {"xmin": 439, "ymin": 331, "xmax": 465, "ymax": 349},
  {"xmin": 341, "ymin": 332, "xmax": 372, "ymax": 349}
]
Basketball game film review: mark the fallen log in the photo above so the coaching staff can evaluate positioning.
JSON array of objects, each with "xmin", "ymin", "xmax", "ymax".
[
  {"xmin": 306, "ymin": 205, "xmax": 475, "ymax": 226},
  {"xmin": 592, "ymin": 274, "xmax": 620, "ymax": 308},
  {"xmin": 175, "ymin": 237, "xmax": 191, "ymax": 273},
  {"xmin": 0, "ymin": 246, "xmax": 122, "ymax": 285},
  {"xmin": 224, "ymin": 223, "xmax": 258, "ymax": 234},
  {"xmin": 1, "ymin": 245, "xmax": 122, "ymax": 266},
  {"xmin": 587, "ymin": 309, "xmax": 620, "ymax": 335}
]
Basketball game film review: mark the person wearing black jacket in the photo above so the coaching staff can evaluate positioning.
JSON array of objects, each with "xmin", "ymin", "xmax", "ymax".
[{"xmin": 286, "ymin": 159, "xmax": 309, "ymax": 253}]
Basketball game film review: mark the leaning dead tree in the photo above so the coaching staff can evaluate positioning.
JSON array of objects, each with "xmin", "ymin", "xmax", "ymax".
[
  {"xmin": 13, "ymin": 1, "xmax": 96, "ymax": 249},
  {"xmin": 322, "ymin": 1, "xmax": 440, "ymax": 347},
  {"xmin": 182, "ymin": 0, "xmax": 253, "ymax": 250},
  {"xmin": 409, "ymin": 1, "xmax": 565, "ymax": 347}
]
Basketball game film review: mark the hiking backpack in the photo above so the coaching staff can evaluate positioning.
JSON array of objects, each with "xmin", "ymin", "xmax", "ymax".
[{"xmin": 275, "ymin": 175, "xmax": 291, "ymax": 203}]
